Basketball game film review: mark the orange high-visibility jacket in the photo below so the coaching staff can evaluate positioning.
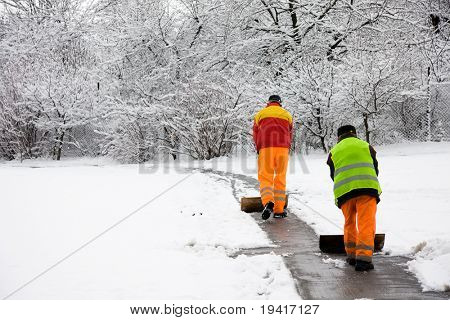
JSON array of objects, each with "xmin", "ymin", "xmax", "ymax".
[{"xmin": 253, "ymin": 102, "xmax": 293, "ymax": 152}]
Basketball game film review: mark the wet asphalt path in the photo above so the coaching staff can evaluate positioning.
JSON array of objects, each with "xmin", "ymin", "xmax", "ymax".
[{"xmin": 203, "ymin": 169, "xmax": 450, "ymax": 300}]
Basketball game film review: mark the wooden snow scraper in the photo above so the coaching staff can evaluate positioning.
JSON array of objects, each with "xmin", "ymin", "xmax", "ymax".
[
  {"xmin": 319, "ymin": 234, "xmax": 385, "ymax": 254},
  {"xmin": 240, "ymin": 195, "xmax": 289, "ymax": 213}
]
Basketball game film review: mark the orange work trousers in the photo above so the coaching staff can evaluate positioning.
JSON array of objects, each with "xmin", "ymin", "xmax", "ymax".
[
  {"xmin": 341, "ymin": 195, "xmax": 377, "ymax": 262},
  {"xmin": 258, "ymin": 147, "xmax": 289, "ymax": 213}
]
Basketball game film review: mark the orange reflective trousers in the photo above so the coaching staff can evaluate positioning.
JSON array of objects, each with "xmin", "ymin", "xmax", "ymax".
[
  {"xmin": 258, "ymin": 147, "xmax": 289, "ymax": 214},
  {"xmin": 341, "ymin": 195, "xmax": 377, "ymax": 262}
]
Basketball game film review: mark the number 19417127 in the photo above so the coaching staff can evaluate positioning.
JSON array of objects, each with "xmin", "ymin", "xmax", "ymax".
[{"xmin": 260, "ymin": 304, "xmax": 320, "ymax": 315}]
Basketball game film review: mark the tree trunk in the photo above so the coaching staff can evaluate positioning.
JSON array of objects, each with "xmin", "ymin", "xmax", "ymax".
[
  {"xmin": 426, "ymin": 67, "xmax": 432, "ymax": 141},
  {"xmin": 56, "ymin": 131, "xmax": 65, "ymax": 161},
  {"xmin": 163, "ymin": 126, "xmax": 178, "ymax": 160},
  {"xmin": 288, "ymin": 0, "xmax": 300, "ymax": 44},
  {"xmin": 319, "ymin": 136, "xmax": 327, "ymax": 153},
  {"xmin": 363, "ymin": 114, "xmax": 370, "ymax": 144},
  {"xmin": 315, "ymin": 107, "xmax": 327, "ymax": 152}
]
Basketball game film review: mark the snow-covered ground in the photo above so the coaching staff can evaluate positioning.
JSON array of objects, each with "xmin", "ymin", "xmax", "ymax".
[
  {"xmin": 0, "ymin": 162, "xmax": 298, "ymax": 299},
  {"xmin": 1, "ymin": 141, "xmax": 449, "ymax": 298},
  {"xmin": 198, "ymin": 142, "xmax": 450, "ymax": 292}
]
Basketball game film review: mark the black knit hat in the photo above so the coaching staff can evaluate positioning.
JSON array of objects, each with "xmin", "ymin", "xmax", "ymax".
[
  {"xmin": 268, "ymin": 95, "xmax": 282, "ymax": 103},
  {"xmin": 337, "ymin": 125, "xmax": 357, "ymax": 137}
]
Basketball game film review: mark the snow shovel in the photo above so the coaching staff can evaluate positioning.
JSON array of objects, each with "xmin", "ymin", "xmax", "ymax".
[
  {"xmin": 319, "ymin": 234, "xmax": 385, "ymax": 254},
  {"xmin": 240, "ymin": 195, "xmax": 289, "ymax": 213}
]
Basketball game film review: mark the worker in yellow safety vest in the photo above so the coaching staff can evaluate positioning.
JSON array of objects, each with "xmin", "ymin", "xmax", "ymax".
[{"xmin": 327, "ymin": 125, "xmax": 382, "ymax": 272}]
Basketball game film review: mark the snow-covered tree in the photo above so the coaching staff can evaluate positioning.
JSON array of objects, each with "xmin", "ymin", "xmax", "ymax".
[
  {"xmin": 0, "ymin": 0, "xmax": 98, "ymax": 160},
  {"xmin": 1, "ymin": 0, "xmax": 449, "ymax": 161}
]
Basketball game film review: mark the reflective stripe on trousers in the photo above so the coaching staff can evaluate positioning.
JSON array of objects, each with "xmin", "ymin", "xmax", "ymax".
[
  {"xmin": 274, "ymin": 190, "xmax": 286, "ymax": 202},
  {"xmin": 260, "ymin": 186, "xmax": 273, "ymax": 193}
]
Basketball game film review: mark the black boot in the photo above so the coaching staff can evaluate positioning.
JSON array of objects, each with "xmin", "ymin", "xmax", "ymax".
[
  {"xmin": 346, "ymin": 257, "xmax": 356, "ymax": 266},
  {"xmin": 273, "ymin": 210, "xmax": 288, "ymax": 219},
  {"xmin": 261, "ymin": 202, "xmax": 274, "ymax": 220},
  {"xmin": 355, "ymin": 259, "xmax": 374, "ymax": 271}
]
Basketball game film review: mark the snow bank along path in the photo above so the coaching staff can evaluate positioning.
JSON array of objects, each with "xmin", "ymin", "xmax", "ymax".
[{"xmin": 0, "ymin": 163, "xmax": 298, "ymax": 299}]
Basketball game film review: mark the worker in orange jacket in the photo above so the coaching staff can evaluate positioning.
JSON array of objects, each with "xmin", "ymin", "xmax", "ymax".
[{"xmin": 253, "ymin": 95, "xmax": 293, "ymax": 220}]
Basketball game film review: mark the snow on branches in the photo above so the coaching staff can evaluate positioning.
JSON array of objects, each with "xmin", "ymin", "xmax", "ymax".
[{"xmin": 0, "ymin": 0, "xmax": 449, "ymax": 161}]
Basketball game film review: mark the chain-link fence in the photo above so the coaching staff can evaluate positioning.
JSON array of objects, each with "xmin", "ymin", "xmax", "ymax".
[
  {"xmin": 291, "ymin": 82, "xmax": 450, "ymax": 154},
  {"xmin": 386, "ymin": 82, "xmax": 450, "ymax": 143},
  {"xmin": 431, "ymin": 82, "xmax": 450, "ymax": 142},
  {"xmin": 62, "ymin": 124, "xmax": 102, "ymax": 158}
]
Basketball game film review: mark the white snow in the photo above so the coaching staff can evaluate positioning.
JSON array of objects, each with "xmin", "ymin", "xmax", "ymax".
[
  {"xmin": 322, "ymin": 257, "xmax": 346, "ymax": 269},
  {"xmin": 0, "ymin": 164, "xmax": 299, "ymax": 299},
  {"xmin": 408, "ymin": 239, "xmax": 450, "ymax": 292},
  {"xmin": 2, "ymin": 141, "xmax": 449, "ymax": 297},
  {"xmin": 193, "ymin": 142, "xmax": 450, "ymax": 292}
]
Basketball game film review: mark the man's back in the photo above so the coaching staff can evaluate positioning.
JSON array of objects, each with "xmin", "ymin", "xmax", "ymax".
[
  {"xmin": 253, "ymin": 103, "xmax": 292, "ymax": 152},
  {"xmin": 253, "ymin": 95, "xmax": 293, "ymax": 220}
]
